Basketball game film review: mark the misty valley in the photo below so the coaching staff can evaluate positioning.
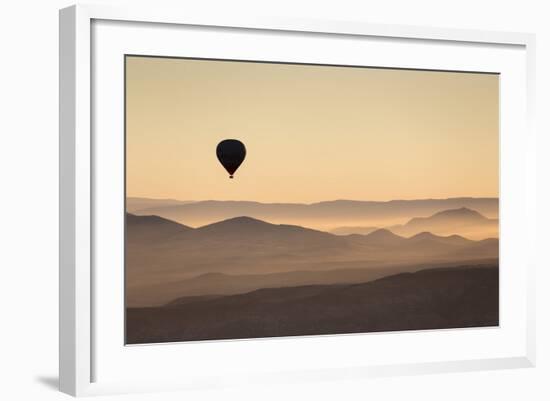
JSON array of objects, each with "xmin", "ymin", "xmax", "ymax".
[{"xmin": 125, "ymin": 198, "xmax": 499, "ymax": 344}]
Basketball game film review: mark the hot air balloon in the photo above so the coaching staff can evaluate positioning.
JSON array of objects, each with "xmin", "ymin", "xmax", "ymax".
[{"xmin": 216, "ymin": 139, "xmax": 246, "ymax": 179}]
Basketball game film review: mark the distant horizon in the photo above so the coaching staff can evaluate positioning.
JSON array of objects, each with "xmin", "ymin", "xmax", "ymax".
[
  {"xmin": 126, "ymin": 196, "xmax": 499, "ymax": 239},
  {"xmin": 126, "ymin": 195, "xmax": 500, "ymax": 204},
  {"xmin": 127, "ymin": 212, "xmax": 499, "ymax": 240}
]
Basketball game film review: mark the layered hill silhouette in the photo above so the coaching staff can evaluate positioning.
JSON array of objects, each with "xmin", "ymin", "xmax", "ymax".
[
  {"xmin": 332, "ymin": 207, "xmax": 498, "ymax": 240},
  {"xmin": 388, "ymin": 207, "xmax": 498, "ymax": 239},
  {"xmin": 126, "ymin": 265, "xmax": 499, "ymax": 344},
  {"xmin": 126, "ymin": 213, "xmax": 498, "ymax": 306},
  {"xmin": 129, "ymin": 197, "xmax": 498, "ymax": 230}
]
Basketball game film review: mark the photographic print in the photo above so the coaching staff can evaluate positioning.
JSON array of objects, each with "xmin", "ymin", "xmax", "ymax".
[{"xmin": 125, "ymin": 56, "xmax": 499, "ymax": 344}]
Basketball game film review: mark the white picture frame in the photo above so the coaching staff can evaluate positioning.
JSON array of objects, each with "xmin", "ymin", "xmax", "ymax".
[{"xmin": 59, "ymin": 4, "xmax": 536, "ymax": 397}]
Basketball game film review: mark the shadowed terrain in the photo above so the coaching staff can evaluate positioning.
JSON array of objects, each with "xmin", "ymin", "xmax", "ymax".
[
  {"xmin": 137, "ymin": 259, "xmax": 497, "ymax": 303},
  {"xmin": 126, "ymin": 265, "xmax": 499, "ymax": 344}
]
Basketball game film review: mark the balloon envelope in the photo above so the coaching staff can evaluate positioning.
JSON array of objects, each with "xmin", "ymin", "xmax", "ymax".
[{"xmin": 216, "ymin": 139, "xmax": 246, "ymax": 178}]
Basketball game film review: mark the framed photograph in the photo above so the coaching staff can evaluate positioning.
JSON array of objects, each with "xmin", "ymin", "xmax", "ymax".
[{"xmin": 59, "ymin": 4, "xmax": 536, "ymax": 397}]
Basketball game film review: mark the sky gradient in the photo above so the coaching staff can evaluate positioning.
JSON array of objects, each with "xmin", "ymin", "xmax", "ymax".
[{"xmin": 126, "ymin": 56, "xmax": 499, "ymax": 203}]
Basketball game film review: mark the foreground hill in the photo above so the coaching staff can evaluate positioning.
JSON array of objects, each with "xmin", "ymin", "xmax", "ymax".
[
  {"xmin": 130, "ymin": 198, "xmax": 498, "ymax": 230},
  {"xmin": 126, "ymin": 214, "xmax": 498, "ymax": 306},
  {"xmin": 126, "ymin": 265, "xmax": 498, "ymax": 344}
]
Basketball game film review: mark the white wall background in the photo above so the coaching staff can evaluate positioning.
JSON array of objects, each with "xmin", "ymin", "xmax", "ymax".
[{"xmin": 0, "ymin": 0, "xmax": 547, "ymax": 400}]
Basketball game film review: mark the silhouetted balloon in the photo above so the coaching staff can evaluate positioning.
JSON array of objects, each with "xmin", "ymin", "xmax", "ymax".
[{"xmin": 216, "ymin": 139, "xmax": 246, "ymax": 179}]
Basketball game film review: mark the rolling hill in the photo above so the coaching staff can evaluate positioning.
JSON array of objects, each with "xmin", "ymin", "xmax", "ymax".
[
  {"xmin": 126, "ymin": 214, "xmax": 498, "ymax": 306},
  {"xmin": 136, "ymin": 260, "xmax": 496, "ymax": 307}
]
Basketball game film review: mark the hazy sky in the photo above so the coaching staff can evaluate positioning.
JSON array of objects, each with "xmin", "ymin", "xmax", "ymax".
[{"xmin": 126, "ymin": 56, "xmax": 498, "ymax": 203}]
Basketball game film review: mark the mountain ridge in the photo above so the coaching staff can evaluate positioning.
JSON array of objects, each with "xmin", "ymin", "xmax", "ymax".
[
  {"xmin": 389, "ymin": 207, "xmax": 498, "ymax": 239},
  {"xmin": 130, "ymin": 197, "xmax": 499, "ymax": 231}
]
